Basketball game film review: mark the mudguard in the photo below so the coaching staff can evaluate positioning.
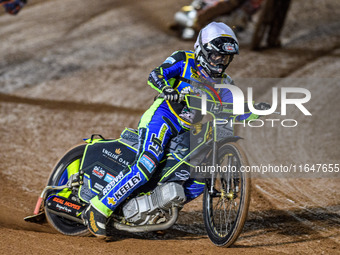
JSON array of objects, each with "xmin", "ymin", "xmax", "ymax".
[{"xmin": 217, "ymin": 136, "xmax": 243, "ymax": 147}]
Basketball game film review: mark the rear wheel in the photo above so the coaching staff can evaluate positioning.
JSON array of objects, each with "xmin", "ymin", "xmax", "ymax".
[
  {"xmin": 44, "ymin": 144, "xmax": 90, "ymax": 236},
  {"xmin": 203, "ymin": 142, "xmax": 251, "ymax": 247}
]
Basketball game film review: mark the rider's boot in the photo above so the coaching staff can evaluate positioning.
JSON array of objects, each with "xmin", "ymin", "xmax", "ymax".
[
  {"xmin": 82, "ymin": 203, "xmax": 107, "ymax": 238},
  {"xmin": 82, "ymin": 164, "xmax": 148, "ymax": 238}
]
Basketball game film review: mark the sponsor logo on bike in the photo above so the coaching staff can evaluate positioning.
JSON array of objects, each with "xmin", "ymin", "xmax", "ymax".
[
  {"xmin": 53, "ymin": 196, "xmax": 64, "ymax": 204},
  {"xmin": 114, "ymin": 172, "xmax": 142, "ymax": 201},
  {"xmin": 52, "ymin": 196, "xmax": 81, "ymax": 211},
  {"xmin": 102, "ymin": 148, "xmax": 130, "ymax": 166},
  {"xmin": 92, "ymin": 166, "xmax": 105, "ymax": 179},
  {"xmin": 64, "ymin": 201, "xmax": 81, "ymax": 210},
  {"xmin": 94, "ymin": 182, "xmax": 104, "ymax": 191},
  {"xmin": 102, "ymin": 148, "xmax": 121, "ymax": 160},
  {"xmin": 56, "ymin": 203, "xmax": 72, "ymax": 213},
  {"xmin": 102, "ymin": 171, "xmax": 124, "ymax": 196},
  {"xmin": 104, "ymin": 172, "xmax": 115, "ymax": 183}
]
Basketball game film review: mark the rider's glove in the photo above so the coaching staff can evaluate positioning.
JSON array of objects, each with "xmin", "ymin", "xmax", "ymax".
[
  {"xmin": 162, "ymin": 86, "xmax": 179, "ymax": 102},
  {"xmin": 4, "ymin": 0, "xmax": 26, "ymax": 15},
  {"xmin": 254, "ymin": 102, "xmax": 271, "ymax": 110}
]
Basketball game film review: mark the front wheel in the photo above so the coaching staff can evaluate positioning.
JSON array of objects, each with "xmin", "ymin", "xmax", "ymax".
[
  {"xmin": 44, "ymin": 144, "xmax": 90, "ymax": 236},
  {"xmin": 203, "ymin": 142, "xmax": 251, "ymax": 247}
]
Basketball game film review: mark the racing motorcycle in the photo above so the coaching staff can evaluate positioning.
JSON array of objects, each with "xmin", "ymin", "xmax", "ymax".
[{"xmin": 25, "ymin": 87, "xmax": 251, "ymax": 247}]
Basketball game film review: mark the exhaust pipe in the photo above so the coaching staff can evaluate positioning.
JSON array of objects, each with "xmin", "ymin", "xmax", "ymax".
[{"xmin": 113, "ymin": 207, "xmax": 179, "ymax": 233}]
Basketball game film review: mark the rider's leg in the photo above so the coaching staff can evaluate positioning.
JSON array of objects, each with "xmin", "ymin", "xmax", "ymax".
[
  {"xmin": 83, "ymin": 99, "xmax": 182, "ymax": 237},
  {"xmin": 157, "ymin": 132, "xmax": 205, "ymax": 204},
  {"xmin": 157, "ymin": 159, "xmax": 205, "ymax": 203}
]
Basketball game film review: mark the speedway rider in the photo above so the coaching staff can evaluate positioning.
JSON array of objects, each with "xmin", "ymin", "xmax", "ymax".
[
  {"xmin": 1, "ymin": 0, "xmax": 26, "ymax": 15},
  {"xmin": 82, "ymin": 22, "xmax": 261, "ymax": 237}
]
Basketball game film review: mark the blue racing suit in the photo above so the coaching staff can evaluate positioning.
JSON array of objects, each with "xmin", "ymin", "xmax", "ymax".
[{"xmin": 90, "ymin": 50, "xmax": 257, "ymax": 217}]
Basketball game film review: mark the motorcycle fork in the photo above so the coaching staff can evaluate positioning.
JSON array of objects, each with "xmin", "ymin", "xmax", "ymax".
[
  {"xmin": 208, "ymin": 123, "xmax": 233, "ymax": 196},
  {"xmin": 210, "ymin": 123, "xmax": 217, "ymax": 195}
]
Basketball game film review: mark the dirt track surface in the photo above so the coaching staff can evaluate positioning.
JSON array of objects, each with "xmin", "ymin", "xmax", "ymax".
[{"xmin": 0, "ymin": 0, "xmax": 339, "ymax": 254}]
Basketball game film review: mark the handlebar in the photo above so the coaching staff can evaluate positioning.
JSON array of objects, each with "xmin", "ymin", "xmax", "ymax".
[
  {"xmin": 158, "ymin": 91, "xmax": 191, "ymax": 126},
  {"xmin": 159, "ymin": 84, "xmax": 280, "ymax": 117},
  {"xmin": 158, "ymin": 91, "xmax": 189, "ymax": 103}
]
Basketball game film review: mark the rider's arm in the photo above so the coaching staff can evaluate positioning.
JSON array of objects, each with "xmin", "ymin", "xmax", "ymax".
[{"xmin": 147, "ymin": 51, "xmax": 186, "ymax": 93}]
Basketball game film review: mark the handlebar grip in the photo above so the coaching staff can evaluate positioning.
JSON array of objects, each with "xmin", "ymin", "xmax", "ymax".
[{"xmin": 158, "ymin": 91, "xmax": 189, "ymax": 102}]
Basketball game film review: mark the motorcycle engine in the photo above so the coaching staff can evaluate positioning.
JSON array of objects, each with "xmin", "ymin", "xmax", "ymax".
[{"xmin": 122, "ymin": 182, "xmax": 186, "ymax": 225}]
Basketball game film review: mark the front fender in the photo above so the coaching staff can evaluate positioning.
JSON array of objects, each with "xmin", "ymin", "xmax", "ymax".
[{"xmin": 217, "ymin": 136, "xmax": 243, "ymax": 147}]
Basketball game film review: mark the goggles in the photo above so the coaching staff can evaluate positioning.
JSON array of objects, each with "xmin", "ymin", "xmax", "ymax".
[
  {"xmin": 207, "ymin": 52, "xmax": 233, "ymax": 66},
  {"xmin": 209, "ymin": 37, "xmax": 239, "ymax": 54}
]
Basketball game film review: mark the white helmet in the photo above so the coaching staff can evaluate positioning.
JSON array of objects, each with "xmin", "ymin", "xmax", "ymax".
[{"xmin": 194, "ymin": 22, "xmax": 239, "ymax": 78}]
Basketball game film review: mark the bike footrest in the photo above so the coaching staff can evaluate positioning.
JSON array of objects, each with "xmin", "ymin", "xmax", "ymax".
[{"xmin": 24, "ymin": 212, "xmax": 46, "ymax": 224}]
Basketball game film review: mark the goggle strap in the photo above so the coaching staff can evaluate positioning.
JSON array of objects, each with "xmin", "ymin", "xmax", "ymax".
[{"xmin": 199, "ymin": 31, "xmax": 209, "ymax": 58}]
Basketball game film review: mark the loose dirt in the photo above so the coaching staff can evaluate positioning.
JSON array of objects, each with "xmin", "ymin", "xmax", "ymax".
[{"xmin": 0, "ymin": 0, "xmax": 339, "ymax": 254}]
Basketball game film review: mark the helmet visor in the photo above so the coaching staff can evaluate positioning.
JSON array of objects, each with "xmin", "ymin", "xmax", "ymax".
[
  {"xmin": 207, "ymin": 52, "xmax": 232, "ymax": 66},
  {"xmin": 209, "ymin": 37, "xmax": 239, "ymax": 54}
]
